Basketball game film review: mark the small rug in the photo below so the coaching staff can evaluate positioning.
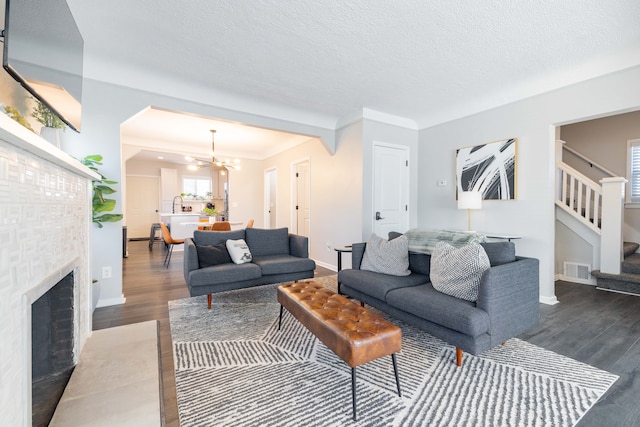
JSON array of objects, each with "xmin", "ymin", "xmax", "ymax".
[{"xmin": 169, "ymin": 276, "xmax": 617, "ymax": 427}]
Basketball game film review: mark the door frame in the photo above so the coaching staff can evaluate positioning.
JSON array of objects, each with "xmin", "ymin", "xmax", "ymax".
[
  {"xmin": 372, "ymin": 142, "xmax": 410, "ymax": 236},
  {"xmin": 264, "ymin": 167, "xmax": 277, "ymax": 228},
  {"xmin": 291, "ymin": 157, "xmax": 311, "ymax": 236}
]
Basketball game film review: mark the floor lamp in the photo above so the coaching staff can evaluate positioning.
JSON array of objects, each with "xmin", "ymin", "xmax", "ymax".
[{"xmin": 458, "ymin": 191, "xmax": 482, "ymax": 231}]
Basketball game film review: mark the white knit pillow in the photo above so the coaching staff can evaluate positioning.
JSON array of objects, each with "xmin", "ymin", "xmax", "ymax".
[
  {"xmin": 430, "ymin": 241, "xmax": 490, "ymax": 302},
  {"xmin": 360, "ymin": 234, "xmax": 411, "ymax": 276},
  {"xmin": 226, "ymin": 239, "xmax": 253, "ymax": 264}
]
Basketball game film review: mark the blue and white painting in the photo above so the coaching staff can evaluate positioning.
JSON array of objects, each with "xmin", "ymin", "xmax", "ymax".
[{"xmin": 456, "ymin": 138, "xmax": 517, "ymax": 200}]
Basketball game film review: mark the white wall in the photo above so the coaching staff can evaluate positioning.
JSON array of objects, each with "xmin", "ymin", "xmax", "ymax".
[
  {"xmin": 61, "ymin": 79, "xmax": 336, "ymax": 306},
  {"xmin": 418, "ymin": 65, "xmax": 640, "ymax": 304},
  {"xmin": 262, "ymin": 128, "xmax": 364, "ymax": 270}
]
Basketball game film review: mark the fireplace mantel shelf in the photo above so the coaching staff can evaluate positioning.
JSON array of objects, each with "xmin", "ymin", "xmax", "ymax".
[{"xmin": 0, "ymin": 113, "xmax": 99, "ymax": 180}]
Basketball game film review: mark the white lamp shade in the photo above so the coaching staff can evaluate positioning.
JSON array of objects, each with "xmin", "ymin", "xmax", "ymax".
[{"xmin": 458, "ymin": 191, "xmax": 482, "ymax": 210}]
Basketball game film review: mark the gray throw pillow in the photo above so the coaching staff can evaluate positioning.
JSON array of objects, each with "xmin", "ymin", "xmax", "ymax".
[
  {"xmin": 196, "ymin": 243, "xmax": 232, "ymax": 268},
  {"xmin": 430, "ymin": 241, "xmax": 490, "ymax": 302},
  {"xmin": 360, "ymin": 234, "xmax": 411, "ymax": 276}
]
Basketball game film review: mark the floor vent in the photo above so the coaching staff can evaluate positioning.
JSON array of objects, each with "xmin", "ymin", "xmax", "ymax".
[{"xmin": 563, "ymin": 262, "xmax": 592, "ymax": 280}]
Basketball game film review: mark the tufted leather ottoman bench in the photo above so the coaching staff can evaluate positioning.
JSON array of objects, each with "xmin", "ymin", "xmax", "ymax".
[{"xmin": 277, "ymin": 281, "xmax": 401, "ymax": 421}]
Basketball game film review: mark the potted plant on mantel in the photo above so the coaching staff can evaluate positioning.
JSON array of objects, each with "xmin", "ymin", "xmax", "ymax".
[{"xmin": 32, "ymin": 99, "xmax": 66, "ymax": 148}]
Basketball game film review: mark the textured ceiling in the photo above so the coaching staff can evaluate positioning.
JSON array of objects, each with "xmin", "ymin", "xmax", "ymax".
[{"xmin": 66, "ymin": 0, "xmax": 640, "ymax": 160}]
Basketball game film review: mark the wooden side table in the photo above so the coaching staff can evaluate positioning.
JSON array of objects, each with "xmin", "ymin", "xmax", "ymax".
[
  {"xmin": 334, "ymin": 245, "xmax": 352, "ymax": 271},
  {"xmin": 334, "ymin": 245, "xmax": 352, "ymax": 295}
]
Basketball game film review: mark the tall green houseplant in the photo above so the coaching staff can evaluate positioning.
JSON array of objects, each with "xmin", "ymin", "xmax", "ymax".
[{"xmin": 81, "ymin": 154, "xmax": 124, "ymax": 228}]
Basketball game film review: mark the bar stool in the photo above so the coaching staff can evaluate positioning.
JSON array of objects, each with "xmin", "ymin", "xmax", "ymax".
[
  {"xmin": 160, "ymin": 222, "xmax": 184, "ymax": 268},
  {"xmin": 148, "ymin": 223, "xmax": 163, "ymax": 250}
]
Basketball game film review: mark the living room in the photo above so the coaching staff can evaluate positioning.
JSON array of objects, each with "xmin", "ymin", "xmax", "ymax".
[{"xmin": 2, "ymin": 1, "xmax": 640, "ymax": 426}]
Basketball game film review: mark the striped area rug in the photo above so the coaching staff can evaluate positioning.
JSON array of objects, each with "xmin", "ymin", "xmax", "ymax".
[{"xmin": 169, "ymin": 277, "xmax": 617, "ymax": 427}]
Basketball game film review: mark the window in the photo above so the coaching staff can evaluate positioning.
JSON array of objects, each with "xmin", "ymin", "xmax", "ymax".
[
  {"xmin": 183, "ymin": 177, "xmax": 211, "ymax": 198},
  {"xmin": 626, "ymin": 139, "xmax": 640, "ymax": 203}
]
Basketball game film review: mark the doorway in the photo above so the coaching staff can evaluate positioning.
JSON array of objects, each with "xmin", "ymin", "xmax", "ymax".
[
  {"xmin": 292, "ymin": 160, "xmax": 310, "ymax": 237},
  {"xmin": 126, "ymin": 176, "xmax": 160, "ymax": 238},
  {"xmin": 373, "ymin": 143, "xmax": 409, "ymax": 237},
  {"xmin": 264, "ymin": 168, "xmax": 277, "ymax": 228}
]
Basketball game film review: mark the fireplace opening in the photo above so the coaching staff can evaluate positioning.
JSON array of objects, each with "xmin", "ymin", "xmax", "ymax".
[{"xmin": 31, "ymin": 272, "xmax": 76, "ymax": 427}]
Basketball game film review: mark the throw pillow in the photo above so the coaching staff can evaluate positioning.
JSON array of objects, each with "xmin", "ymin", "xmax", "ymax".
[
  {"xmin": 226, "ymin": 239, "xmax": 253, "ymax": 264},
  {"xmin": 430, "ymin": 241, "xmax": 490, "ymax": 302},
  {"xmin": 360, "ymin": 234, "xmax": 411, "ymax": 276},
  {"xmin": 196, "ymin": 243, "xmax": 232, "ymax": 268}
]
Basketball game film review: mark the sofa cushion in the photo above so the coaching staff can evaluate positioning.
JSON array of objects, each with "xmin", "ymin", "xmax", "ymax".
[
  {"xmin": 226, "ymin": 239, "xmax": 253, "ymax": 264},
  {"xmin": 252, "ymin": 255, "xmax": 316, "ymax": 275},
  {"xmin": 338, "ymin": 268, "xmax": 428, "ymax": 301},
  {"xmin": 360, "ymin": 234, "xmax": 411, "ymax": 276},
  {"xmin": 480, "ymin": 242, "xmax": 516, "ymax": 266},
  {"xmin": 430, "ymin": 241, "xmax": 490, "ymax": 302},
  {"xmin": 196, "ymin": 242, "xmax": 232, "ymax": 268},
  {"xmin": 187, "ymin": 262, "xmax": 262, "ymax": 287},
  {"xmin": 386, "ymin": 284, "xmax": 490, "ymax": 337},
  {"xmin": 193, "ymin": 229, "xmax": 245, "ymax": 246},
  {"xmin": 245, "ymin": 227, "xmax": 290, "ymax": 257}
]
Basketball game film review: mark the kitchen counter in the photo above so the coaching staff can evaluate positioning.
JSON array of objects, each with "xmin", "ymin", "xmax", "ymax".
[{"xmin": 160, "ymin": 213, "xmax": 201, "ymax": 241}]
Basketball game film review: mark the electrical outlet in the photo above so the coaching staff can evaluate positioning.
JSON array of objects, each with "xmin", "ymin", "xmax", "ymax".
[
  {"xmin": 102, "ymin": 266, "xmax": 112, "ymax": 279},
  {"xmin": 326, "ymin": 242, "xmax": 332, "ymax": 253},
  {"xmin": 437, "ymin": 178, "xmax": 447, "ymax": 187}
]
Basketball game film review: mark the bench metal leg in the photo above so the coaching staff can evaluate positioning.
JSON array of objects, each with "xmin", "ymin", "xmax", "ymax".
[
  {"xmin": 278, "ymin": 305, "xmax": 284, "ymax": 330},
  {"xmin": 392, "ymin": 353, "xmax": 401, "ymax": 397},
  {"xmin": 351, "ymin": 367, "xmax": 357, "ymax": 421}
]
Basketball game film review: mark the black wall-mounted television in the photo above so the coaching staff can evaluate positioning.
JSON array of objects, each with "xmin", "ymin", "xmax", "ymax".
[{"xmin": 2, "ymin": 0, "xmax": 83, "ymax": 132}]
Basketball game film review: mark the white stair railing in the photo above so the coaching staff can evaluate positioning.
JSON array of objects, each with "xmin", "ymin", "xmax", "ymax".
[{"xmin": 556, "ymin": 162, "xmax": 602, "ymax": 234}]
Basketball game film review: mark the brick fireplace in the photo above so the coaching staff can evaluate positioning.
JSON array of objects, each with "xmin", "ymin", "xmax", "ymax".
[{"xmin": 0, "ymin": 114, "xmax": 98, "ymax": 426}]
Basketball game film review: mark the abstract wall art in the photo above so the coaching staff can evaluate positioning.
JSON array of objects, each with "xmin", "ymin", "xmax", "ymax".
[{"xmin": 456, "ymin": 138, "xmax": 517, "ymax": 200}]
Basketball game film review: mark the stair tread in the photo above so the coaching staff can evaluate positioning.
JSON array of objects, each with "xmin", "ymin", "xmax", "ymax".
[
  {"xmin": 624, "ymin": 242, "xmax": 640, "ymax": 258},
  {"xmin": 591, "ymin": 270, "xmax": 640, "ymax": 283}
]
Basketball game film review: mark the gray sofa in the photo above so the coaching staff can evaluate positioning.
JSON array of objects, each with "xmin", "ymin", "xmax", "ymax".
[
  {"xmin": 184, "ymin": 227, "xmax": 316, "ymax": 308},
  {"xmin": 337, "ymin": 239, "xmax": 539, "ymax": 366}
]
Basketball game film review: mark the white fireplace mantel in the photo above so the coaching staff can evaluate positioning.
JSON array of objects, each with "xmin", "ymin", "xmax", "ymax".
[{"xmin": 0, "ymin": 113, "xmax": 99, "ymax": 181}]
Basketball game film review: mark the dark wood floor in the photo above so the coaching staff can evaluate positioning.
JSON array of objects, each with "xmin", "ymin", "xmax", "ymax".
[{"xmin": 94, "ymin": 240, "xmax": 640, "ymax": 426}]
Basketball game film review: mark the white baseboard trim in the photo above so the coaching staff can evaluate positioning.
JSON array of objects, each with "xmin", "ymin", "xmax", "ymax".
[
  {"xmin": 97, "ymin": 294, "xmax": 126, "ymax": 308},
  {"xmin": 314, "ymin": 259, "xmax": 337, "ymax": 272},
  {"xmin": 555, "ymin": 273, "xmax": 596, "ymax": 286},
  {"xmin": 539, "ymin": 295, "xmax": 559, "ymax": 305}
]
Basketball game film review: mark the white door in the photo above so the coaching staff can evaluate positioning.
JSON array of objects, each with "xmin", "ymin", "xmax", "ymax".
[
  {"xmin": 126, "ymin": 176, "xmax": 160, "ymax": 238},
  {"xmin": 264, "ymin": 169, "xmax": 277, "ymax": 228},
  {"xmin": 294, "ymin": 161, "xmax": 310, "ymax": 237},
  {"xmin": 373, "ymin": 144, "xmax": 409, "ymax": 237}
]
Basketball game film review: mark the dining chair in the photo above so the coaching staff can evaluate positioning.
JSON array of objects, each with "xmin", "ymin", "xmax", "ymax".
[
  {"xmin": 246, "ymin": 219, "xmax": 254, "ymax": 228},
  {"xmin": 197, "ymin": 218, "xmax": 212, "ymax": 231},
  {"xmin": 160, "ymin": 222, "xmax": 184, "ymax": 268},
  {"xmin": 211, "ymin": 221, "xmax": 231, "ymax": 231}
]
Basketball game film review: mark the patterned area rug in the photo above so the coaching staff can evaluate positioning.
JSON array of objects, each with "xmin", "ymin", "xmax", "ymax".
[{"xmin": 169, "ymin": 276, "xmax": 617, "ymax": 427}]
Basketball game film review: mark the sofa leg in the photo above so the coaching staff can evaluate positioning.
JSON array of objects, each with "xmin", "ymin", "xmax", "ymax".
[
  {"xmin": 502, "ymin": 341, "xmax": 506, "ymax": 346},
  {"xmin": 456, "ymin": 348, "xmax": 463, "ymax": 367},
  {"xmin": 207, "ymin": 294, "xmax": 212, "ymax": 309},
  {"xmin": 360, "ymin": 301, "xmax": 365, "ymax": 308}
]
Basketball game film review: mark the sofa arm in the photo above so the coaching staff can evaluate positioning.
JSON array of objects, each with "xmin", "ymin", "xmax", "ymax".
[
  {"xmin": 289, "ymin": 234, "xmax": 309, "ymax": 258},
  {"xmin": 183, "ymin": 238, "xmax": 200, "ymax": 283},
  {"xmin": 350, "ymin": 243, "xmax": 366, "ymax": 269},
  {"xmin": 476, "ymin": 257, "xmax": 540, "ymax": 344}
]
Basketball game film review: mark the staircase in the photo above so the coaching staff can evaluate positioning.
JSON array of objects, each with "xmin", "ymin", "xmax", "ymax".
[{"xmin": 592, "ymin": 242, "xmax": 640, "ymax": 295}]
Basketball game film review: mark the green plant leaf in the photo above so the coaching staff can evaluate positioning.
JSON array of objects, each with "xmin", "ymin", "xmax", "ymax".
[
  {"xmin": 94, "ymin": 199, "xmax": 116, "ymax": 213},
  {"xmin": 95, "ymin": 213, "xmax": 124, "ymax": 223},
  {"xmin": 95, "ymin": 185, "xmax": 116, "ymax": 194}
]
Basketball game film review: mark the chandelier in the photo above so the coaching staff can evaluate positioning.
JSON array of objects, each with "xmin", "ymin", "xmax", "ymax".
[{"xmin": 186, "ymin": 130, "xmax": 240, "ymax": 171}]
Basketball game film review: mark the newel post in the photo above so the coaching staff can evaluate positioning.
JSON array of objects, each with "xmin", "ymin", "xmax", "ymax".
[{"xmin": 600, "ymin": 177, "xmax": 627, "ymax": 274}]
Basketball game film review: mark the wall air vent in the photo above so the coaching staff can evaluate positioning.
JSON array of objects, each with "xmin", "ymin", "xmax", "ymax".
[{"xmin": 563, "ymin": 261, "xmax": 592, "ymax": 281}]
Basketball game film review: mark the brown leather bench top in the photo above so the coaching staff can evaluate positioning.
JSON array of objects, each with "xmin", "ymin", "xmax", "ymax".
[{"xmin": 277, "ymin": 281, "xmax": 401, "ymax": 367}]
